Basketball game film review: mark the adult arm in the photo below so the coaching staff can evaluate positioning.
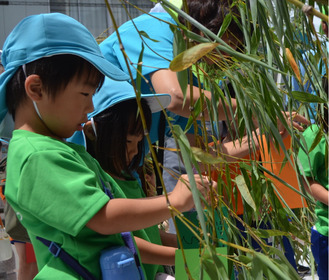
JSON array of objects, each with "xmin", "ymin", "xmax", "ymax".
[
  {"xmin": 151, "ymin": 70, "xmax": 309, "ymax": 130},
  {"xmin": 151, "ymin": 69, "xmax": 237, "ymax": 120},
  {"xmin": 134, "ymin": 237, "xmax": 176, "ymax": 265}
]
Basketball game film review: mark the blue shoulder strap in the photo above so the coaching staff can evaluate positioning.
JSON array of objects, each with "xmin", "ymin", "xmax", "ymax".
[{"xmin": 36, "ymin": 236, "xmax": 96, "ymax": 280}]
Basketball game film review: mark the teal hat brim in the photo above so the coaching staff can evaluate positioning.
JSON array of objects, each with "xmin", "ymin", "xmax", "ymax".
[
  {"xmin": 0, "ymin": 68, "xmax": 16, "ymax": 122},
  {"xmin": 88, "ymin": 78, "xmax": 171, "ymax": 119}
]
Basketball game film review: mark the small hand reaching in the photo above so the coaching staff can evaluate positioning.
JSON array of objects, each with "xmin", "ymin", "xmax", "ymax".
[
  {"xmin": 278, "ymin": 111, "xmax": 310, "ymax": 138},
  {"xmin": 169, "ymin": 174, "xmax": 215, "ymax": 212}
]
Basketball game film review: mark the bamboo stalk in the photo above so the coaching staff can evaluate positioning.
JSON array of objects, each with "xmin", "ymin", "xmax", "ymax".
[{"xmin": 287, "ymin": 0, "xmax": 329, "ymax": 22}]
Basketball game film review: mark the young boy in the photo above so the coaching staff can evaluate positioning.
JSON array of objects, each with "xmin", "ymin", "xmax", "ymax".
[{"xmin": 0, "ymin": 13, "xmax": 210, "ymax": 279}]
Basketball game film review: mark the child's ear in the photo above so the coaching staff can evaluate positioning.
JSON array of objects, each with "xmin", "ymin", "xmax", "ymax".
[
  {"xmin": 83, "ymin": 121, "xmax": 96, "ymax": 141},
  {"xmin": 25, "ymin": 74, "xmax": 43, "ymax": 101}
]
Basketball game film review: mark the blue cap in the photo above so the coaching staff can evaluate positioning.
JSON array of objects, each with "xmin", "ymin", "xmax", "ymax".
[
  {"xmin": 0, "ymin": 13, "xmax": 129, "ymax": 125},
  {"xmin": 89, "ymin": 77, "xmax": 171, "ymax": 119},
  {"xmin": 67, "ymin": 77, "xmax": 171, "ymax": 146}
]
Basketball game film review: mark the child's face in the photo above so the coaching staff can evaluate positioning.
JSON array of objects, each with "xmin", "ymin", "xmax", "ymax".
[
  {"xmin": 38, "ymin": 73, "xmax": 97, "ymax": 139},
  {"xmin": 126, "ymin": 133, "xmax": 143, "ymax": 165}
]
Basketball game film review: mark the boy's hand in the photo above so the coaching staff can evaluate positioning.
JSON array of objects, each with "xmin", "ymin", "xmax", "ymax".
[{"xmin": 169, "ymin": 174, "xmax": 214, "ymax": 212}]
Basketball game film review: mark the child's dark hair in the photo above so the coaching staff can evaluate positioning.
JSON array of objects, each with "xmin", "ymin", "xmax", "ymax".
[
  {"xmin": 90, "ymin": 98, "xmax": 152, "ymax": 179},
  {"xmin": 178, "ymin": 0, "xmax": 243, "ymax": 42},
  {"xmin": 6, "ymin": 54, "xmax": 105, "ymax": 119},
  {"xmin": 136, "ymin": 154, "xmax": 157, "ymax": 197}
]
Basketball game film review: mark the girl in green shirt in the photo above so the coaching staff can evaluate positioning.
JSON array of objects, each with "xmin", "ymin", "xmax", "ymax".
[
  {"xmin": 84, "ymin": 77, "xmax": 178, "ymax": 280},
  {"xmin": 84, "ymin": 77, "xmax": 177, "ymax": 279}
]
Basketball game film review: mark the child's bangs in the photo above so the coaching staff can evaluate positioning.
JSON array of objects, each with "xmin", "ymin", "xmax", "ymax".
[
  {"xmin": 128, "ymin": 112, "xmax": 144, "ymax": 136},
  {"xmin": 76, "ymin": 59, "xmax": 105, "ymax": 91},
  {"xmin": 127, "ymin": 99, "xmax": 152, "ymax": 136}
]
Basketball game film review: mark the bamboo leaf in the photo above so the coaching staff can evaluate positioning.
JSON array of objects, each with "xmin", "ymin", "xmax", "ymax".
[
  {"xmin": 250, "ymin": 26, "xmax": 261, "ymax": 54},
  {"xmin": 286, "ymin": 48, "xmax": 301, "ymax": 83},
  {"xmin": 237, "ymin": 254, "xmax": 253, "ymax": 264},
  {"xmin": 265, "ymin": 247, "xmax": 301, "ymax": 280},
  {"xmin": 171, "ymin": 25, "xmax": 188, "ymax": 99},
  {"xmin": 290, "ymin": 91, "xmax": 327, "ymax": 103},
  {"xmin": 253, "ymin": 252, "xmax": 295, "ymax": 280},
  {"xmin": 254, "ymin": 228, "xmax": 290, "ymax": 239},
  {"xmin": 250, "ymin": 0, "xmax": 258, "ymax": 31},
  {"xmin": 234, "ymin": 175, "xmax": 256, "ymax": 211},
  {"xmin": 138, "ymin": 30, "xmax": 160, "ymax": 42},
  {"xmin": 170, "ymin": 42, "xmax": 219, "ymax": 72},
  {"xmin": 217, "ymin": 13, "xmax": 232, "ymax": 38},
  {"xmin": 202, "ymin": 250, "xmax": 229, "ymax": 280},
  {"xmin": 202, "ymin": 258, "xmax": 220, "ymax": 280},
  {"xmin": 191, "ymin": 147, "xmax": 225, "ymax": 164},
  {"xmin": 251, "ymin": 256, "xmax": 263, "ymax": 280},
  {"xmin": 309, "ymin": 127, "xmax": 323, "ymax": 153}
]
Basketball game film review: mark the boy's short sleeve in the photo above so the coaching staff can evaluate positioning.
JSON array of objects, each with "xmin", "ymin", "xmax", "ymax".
[{"xmin": 16, "ymin": 150, "xmax": 109, "ymax": 237}]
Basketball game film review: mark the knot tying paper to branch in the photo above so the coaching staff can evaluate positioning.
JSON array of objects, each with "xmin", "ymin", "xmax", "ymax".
[{"xmin": 302, "ymin": 4, "xmax": 313, "ymax": 16}]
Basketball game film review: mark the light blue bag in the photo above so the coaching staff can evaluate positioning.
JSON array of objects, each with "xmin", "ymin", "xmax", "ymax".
[{"xmin": 100, "ymin": 246, "xmax": 141, "ymax": 280}]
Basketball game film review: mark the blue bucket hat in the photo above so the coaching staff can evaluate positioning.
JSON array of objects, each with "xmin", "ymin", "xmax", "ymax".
[
  {"xmin": 0, "ymin": 13, "xmax": 129, "ymax": 130},
  {"xmin": 67, "ymin": 77, "xmax": 171, "ymax": 146}
]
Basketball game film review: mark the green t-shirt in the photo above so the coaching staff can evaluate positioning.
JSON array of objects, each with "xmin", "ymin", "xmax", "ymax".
[
  {"xmin": 113, "ymin": 177, "xmax": 164, "ymax": 280},
  {"xmin": 5, "ymin": 130, "xmax": 137, "ymax": 279},
  {"xmin": 298, "ymin": 124, "xmax": 328, "ymax": 236}
]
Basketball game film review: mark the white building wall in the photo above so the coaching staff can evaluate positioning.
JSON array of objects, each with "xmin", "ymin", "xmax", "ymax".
[{"xmin": 0, "ymin": 1, "xmax": 49, "ymax": 48}]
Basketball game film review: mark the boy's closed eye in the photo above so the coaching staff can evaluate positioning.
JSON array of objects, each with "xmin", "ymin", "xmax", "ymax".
[{"xmin": 81, "ymin": 92, "xmax": 93, "ymax": 97}]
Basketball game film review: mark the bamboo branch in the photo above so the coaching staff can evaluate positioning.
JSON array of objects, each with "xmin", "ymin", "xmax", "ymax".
[{"xmin": 286, "ymin": 0, "xmax": 329, "ymax": 22}]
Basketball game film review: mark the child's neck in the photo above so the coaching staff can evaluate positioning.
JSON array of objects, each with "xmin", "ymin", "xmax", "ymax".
[{"xmin": 107, "ymin": 172, "xmax": 125, "ymax": 181}]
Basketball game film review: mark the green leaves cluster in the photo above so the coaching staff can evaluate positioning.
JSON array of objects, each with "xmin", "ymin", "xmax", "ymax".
[
  {"xmin": 106, "ymin": 0, "xmax": 328, "ymax": 278},
  {"xmin": 160, "ymin": 0, "xmax": 327, "ymax": 278}
]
